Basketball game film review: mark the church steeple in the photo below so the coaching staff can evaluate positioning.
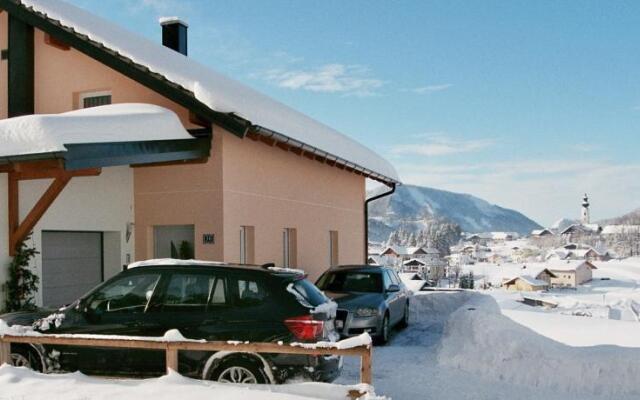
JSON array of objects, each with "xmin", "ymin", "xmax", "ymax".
[{"xmin": 581, "ymin": 193, "xmax": 590, "ymax": 224}]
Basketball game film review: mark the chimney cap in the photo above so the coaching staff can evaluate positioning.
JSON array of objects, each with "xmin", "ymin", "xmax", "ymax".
[{"xmin": 159, "ymin": 16, "xmax": 189, "ymax": 27}]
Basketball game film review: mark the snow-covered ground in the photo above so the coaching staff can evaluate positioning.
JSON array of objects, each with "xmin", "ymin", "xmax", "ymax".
[
  {"xmin": 0, "ymin": 365, "xmax": 380, "ymax": 400},
  {"xmin": 337, "ymin": 290, "xmax": 640, "ymax": 399}
]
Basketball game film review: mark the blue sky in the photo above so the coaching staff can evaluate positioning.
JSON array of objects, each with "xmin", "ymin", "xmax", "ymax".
[{"xmin": 69, "ymin": 0, "xmax": 640, "ymax": 226}]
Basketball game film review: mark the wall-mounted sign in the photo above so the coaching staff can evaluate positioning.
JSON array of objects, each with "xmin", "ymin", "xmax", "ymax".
[{"xmin": 203, "ymin": 233, "xmax": 215, "ymax": 244}]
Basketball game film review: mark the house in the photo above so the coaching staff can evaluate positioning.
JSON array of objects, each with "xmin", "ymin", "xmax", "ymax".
[
  {"xmin": 502, "ymin": 276, "xmax": 550, "ymax": 292},
  {"xmin": 547, "ymin": 260, "xmax": 597, "ymax": 288},
  {"xmin": 0, "ymin": 1, "xmax": 398, "ymax": 307},
  {"xmin": 502, "ymin": 266, "xmax": 557, "ymax": 291},
  {"xmin": 531, "ymin": 228, "xmax": 554, "ymax": 237}
]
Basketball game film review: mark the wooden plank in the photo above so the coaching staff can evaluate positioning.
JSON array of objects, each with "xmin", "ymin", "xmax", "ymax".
[
  {"xmin": 13, "ymin": 167, "xmax": 101, "ymax": 181},
  {"xmin": 10, "ymin": 174, "xmax": 71, "ymax": 251},
  {"xmin": 165, "ymin": 346, "xmax": 178, "ymax": 373},
  {"xmin": 360, "ymin": 345, "xmax": 373, "ymax": 385},
  {"xmin": 0, "ymin": 340, "xmax": 11, "ymax": 365},
  {"xmin": 0, "ymin": 335, "xmax": 367, "ymax": 357}
]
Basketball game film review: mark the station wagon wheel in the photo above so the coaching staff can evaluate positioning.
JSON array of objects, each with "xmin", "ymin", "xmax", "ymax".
[
  {"xmin": 10, "ymin": 346, "xmax": 43, "ymax": 372},
  {"xmin": 376, "ymin": 314, "xmax": 390, "ymax": 345},
  {"xmin": 398, "ymin": 302, "xmax": 410, "ymax": 329}
]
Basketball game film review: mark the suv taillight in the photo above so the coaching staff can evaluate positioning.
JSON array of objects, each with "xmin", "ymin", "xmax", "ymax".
[{"xmin": 284, "ymin": 315, "xmax": 324, "ymax": 341}]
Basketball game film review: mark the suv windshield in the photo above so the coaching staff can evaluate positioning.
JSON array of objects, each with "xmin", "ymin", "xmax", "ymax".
[{"xmin": 316, "ymin": 271, "xmax": 383, "ymax": 293}]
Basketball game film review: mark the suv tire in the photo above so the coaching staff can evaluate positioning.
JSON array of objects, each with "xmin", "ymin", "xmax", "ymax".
[
  {"xmin": 10, "ymin": 345, "xmax": 43, "ymax": 372},
  {"xmin": 209, "ymin": 356, "xmax": 269, "ymax": 384}
]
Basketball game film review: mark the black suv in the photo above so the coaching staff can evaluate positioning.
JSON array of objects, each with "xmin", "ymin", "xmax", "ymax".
[{"xmin": 0, "ymin": 260, "xmax": 341, "ymax": 384}]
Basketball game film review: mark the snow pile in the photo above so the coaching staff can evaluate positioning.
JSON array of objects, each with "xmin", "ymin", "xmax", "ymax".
[
  {"xmin": 33, "ymin": 313, "xmax": 65, "ymax": 331},
  {"xmin": 0, "ymin": 365, "xmax": 384, "ymax": 400},
  {"xmin": 292, "ymin": 333, "xmax": 371, "ymax": 350},
  {"xmin": 127, "ymin": 258, "xmax": 227, "ymax": 269},
  {"xmin": 0, "ymin": 103, "xmax": 193, "ymax": 157},
  {"xmin": 21, "ymin": 0, "xmax": 399, "ymax": 182},
  {"xmin": 438, "ymin": 294, "xmax": 640, "ymax": 397}
]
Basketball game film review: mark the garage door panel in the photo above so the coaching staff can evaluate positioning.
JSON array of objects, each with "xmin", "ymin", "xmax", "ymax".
[{"xmin": 42, "ymin": 232, "xmax": 103, "ymax": 308}]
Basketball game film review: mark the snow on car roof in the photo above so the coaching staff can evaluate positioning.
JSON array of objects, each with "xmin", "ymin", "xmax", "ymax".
[
  {"xmin": 21, "ymin": 0, "xmax": 399, "ymax": 183},
  {"xmin": 0, "ymin": 103, "xmax": 193, "ymax": 158}
]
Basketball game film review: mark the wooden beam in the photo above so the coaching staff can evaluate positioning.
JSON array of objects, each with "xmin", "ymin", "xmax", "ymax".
[
  {"xmin": 12, "ymin": 167, "xmax": 101, "ymax": 181},
  {"xmin": 8, "ymin": 173, "xmax": 18, "ymax": 251},
  {"xmin": 9, "ymin": 175, "xmax": 70, "ymax": 254}
]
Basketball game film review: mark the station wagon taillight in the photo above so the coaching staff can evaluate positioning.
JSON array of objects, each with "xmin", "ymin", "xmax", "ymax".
[{"xmin": 284, "ymin": 315, "xmax": 324, "ymax": 341}]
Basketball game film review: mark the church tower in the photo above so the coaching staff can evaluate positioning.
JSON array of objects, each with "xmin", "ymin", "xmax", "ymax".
[{"xmin": 581, "ymin": 193, "xmax": 590, "ymax": 224}]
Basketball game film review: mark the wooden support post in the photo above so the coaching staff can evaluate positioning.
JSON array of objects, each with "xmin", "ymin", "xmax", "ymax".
[
  {"xmin": 360, "ymin": 345, "xmax": 373, "ymax": 385},
  {"xmin": 165, "ymin": 345, "xmax": 178, "ymax": 373},
  {"xmin": 9, "ymin": 174, "xmax": 71, "ymax": 254},
  {"xmin": 0, "ymin": 339, "xmax": 11, "ymax": 365}
]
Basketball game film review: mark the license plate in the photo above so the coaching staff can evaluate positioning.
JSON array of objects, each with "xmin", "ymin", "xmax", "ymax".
[{"xmin": 336, "ymin": 320, "xmax": 344, "ymax": 329}]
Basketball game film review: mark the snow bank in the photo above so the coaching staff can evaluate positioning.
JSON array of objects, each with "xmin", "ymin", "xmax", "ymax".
[
  {"xmin": 21, "ymin": 0, "xmax": 399, "ymax": 182},
  {"xmin": 438, "ymin": 293, "xmax": 640, "ymax": 397},
  {"xmin": 0, "ymin": 365, "xmax": 384, "ymax": 400},
  {"xmin": 0, "ymin": 103, "xmax": 193, "ymax": 157}
]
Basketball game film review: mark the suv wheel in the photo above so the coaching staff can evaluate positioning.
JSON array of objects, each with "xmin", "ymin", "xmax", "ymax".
[
  {"xmin": 376, "ymin": 314, "xmax": 390, "ymax": 345},
  {"xmin": 210, "ymin": 357, "xmax": 268, "ymax": 384}
]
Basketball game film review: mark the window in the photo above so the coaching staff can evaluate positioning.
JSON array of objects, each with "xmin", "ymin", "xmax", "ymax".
[
  {"xmin": 316, "ymin": 271, "xmax": 383, "ymax": 293},
  {"xmin": 283, "ymin": 228, "xmax": 297, "ymax": 268},
  {"xmin": 80, "ymin": 91, "xmax": 112, "ymax": 108},
  {"xmin": 383, "ymin": 270, "xmax": 394, "ymax": 290},
  {"xmin": 162, "ymin": 274, "xmax": 218, "ymax": 312},
  {"xmin": 153, "ymin": 225, "xmax": 195, "ymax": 259},
  {"xmin": 85, "ymin": 273, "xmax": 160, "ymax": 315},
  {"xmin": 329, "ymin": 230, "xmax": 339, "ymax": 267},
  {"xmin": 235, "ymin": 277, "xmax": 267, "ymax": 307},
  {"xmin": 239, "ymin": 226, "xmax": 255, "ymax": 264}
]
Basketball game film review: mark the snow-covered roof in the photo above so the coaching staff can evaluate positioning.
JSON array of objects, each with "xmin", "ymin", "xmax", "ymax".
[
  {"xmin": 531, "ymin": 229, "xmax": 553, "ymax": 236},
  {"xmin": 0, "ymin": 103, "xmax": 193, "ymax": 158},
  {"xmin": 127, "ymin": 258, "xmax": 227, "ymax": 269},
  {"xmin": 560, "ymin": 223, "xmax": 601, "ymax": 235},
  {"xmin": 602, "ymin": 225, "xmax": 640, "ymax": 235},
  {"xmin": 546, "ymin": 260, "xmax": 597, "ymax": 272},
  {"xmin": 20, "ymin": 0, "xmax": 399, "ymax": 183},
  {"xmin": 503, "ymin": 275, "xmax": 549, "ymax": 287},
  {"xmin": 403, "ymin": 258, "xmax": 427, "ymax": 266}
]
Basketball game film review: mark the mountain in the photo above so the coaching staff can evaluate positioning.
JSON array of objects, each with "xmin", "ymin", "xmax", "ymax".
[
  {"xmin": 599, "ymin": 208, "xmax": 640, "ymax": 225},
  {"xmin": 368, "ymin": 184, "xmax": 541, "ymax": 242},
  {"xmin": 550, "ymin": 217, "xmax": 578, "ymax": 232}
]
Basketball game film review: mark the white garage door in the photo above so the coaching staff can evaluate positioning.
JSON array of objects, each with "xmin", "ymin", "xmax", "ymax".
[{"xmin": 42, "ymin": 231, "xmax": 103, "ymax": 308}]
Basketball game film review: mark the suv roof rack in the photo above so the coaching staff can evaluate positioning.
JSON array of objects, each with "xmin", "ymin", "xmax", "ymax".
[{"xmin": 261, "ymin": 262, "xmax": 276, "ymax": 270}]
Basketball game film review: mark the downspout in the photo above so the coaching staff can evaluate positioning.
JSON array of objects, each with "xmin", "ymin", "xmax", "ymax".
[{"xmin": 364, "ymin": 182, "xmax": 396, "ymax": 262}]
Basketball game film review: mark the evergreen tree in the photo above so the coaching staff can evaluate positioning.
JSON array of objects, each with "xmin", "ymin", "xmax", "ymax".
[{"xmin": 4, "ymin": 235, "xmax": 40, "ymax": 312}]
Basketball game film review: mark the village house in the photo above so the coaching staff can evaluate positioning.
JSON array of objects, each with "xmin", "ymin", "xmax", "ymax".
[
  {"xmin": 547, "ymin": 260, "xmax": 597, "ymax": 288},
  {"xmin": 502, "ymin": 267, "xmax": 557, "ymax": 292},
  {"xmin": 0, "ymin": 1, "xmax": 398, "ymax": 307}
]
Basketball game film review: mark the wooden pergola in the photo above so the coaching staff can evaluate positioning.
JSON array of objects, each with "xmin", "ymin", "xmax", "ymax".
[{"xmin": 1, "ymin": 160, "xmax": 101, "ymax": 256}]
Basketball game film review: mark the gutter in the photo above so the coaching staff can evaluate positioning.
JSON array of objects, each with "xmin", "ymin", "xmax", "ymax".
[{"xmin": 364, "ymin": 183, "xmax": 396, "ymax": 262}]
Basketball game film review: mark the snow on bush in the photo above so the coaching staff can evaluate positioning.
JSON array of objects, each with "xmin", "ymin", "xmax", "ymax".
[{"xmin": 438, "ymin": 293, "xmax": 640, "ymax": 397}]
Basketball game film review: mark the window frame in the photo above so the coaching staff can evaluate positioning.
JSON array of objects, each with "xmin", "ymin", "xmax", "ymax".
[{"xmin": 79, "ymin": 90, "xmax": 112, "ymax": 109}]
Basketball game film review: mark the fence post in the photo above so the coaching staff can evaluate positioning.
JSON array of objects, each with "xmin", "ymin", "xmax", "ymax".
[
  {"xmin": 360, "ymin": 345, "xmax": 372, "ymax": 385},
  {"xmin": 0, "ymin": 339, "xmax": 11, "ymax": 365},
  {"xmin": 166, "ymin": 344, "xmax": 178, "ymax": 374}
]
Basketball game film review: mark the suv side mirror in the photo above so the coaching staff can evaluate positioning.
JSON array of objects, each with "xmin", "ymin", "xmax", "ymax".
[{"xmin": 386, "ymin": 284, "xmax": 400, "ymax": 293}]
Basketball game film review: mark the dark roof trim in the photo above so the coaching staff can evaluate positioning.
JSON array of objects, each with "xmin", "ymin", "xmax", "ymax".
[
  {"xmin": 63, "ymin": 138, "xmax": 211, "ymax": 170},
  {"xmin": 0, "ymin": 138, "xmax": 210, "ymax": 170},
  {"xmin": 0, "ymin": 0, "xmax": 249, "ymax": 138}
]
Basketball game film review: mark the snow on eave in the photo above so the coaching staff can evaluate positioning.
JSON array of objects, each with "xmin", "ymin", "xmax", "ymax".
[
  {"xmin": 19, "ymin": 0, "xmax": 399, "ymax": 184},
  {"xmin": 0, "ymin": 103, "xmax": 193, "ymax": 158}
]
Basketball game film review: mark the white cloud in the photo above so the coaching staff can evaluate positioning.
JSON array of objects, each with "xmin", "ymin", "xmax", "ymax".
[
  {"xmin": 258, "ymin": 64, "xmax": 385, "ymax": 97},
  {"xmin": 391, "ymin": 135, "xmax": 494, "ymax": 156},
  {"xmin": 404, "ymin": 84, "xmax": 453, "ymax": 94},
  {"xmin": 395, "ymin": 159, "xmax": 640, "ymax": 225}
]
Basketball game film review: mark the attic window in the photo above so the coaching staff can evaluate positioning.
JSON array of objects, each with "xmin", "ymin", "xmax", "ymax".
[{"xmin": 80, "ymin": 91, "xmax": 112, "ymax": 108}]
